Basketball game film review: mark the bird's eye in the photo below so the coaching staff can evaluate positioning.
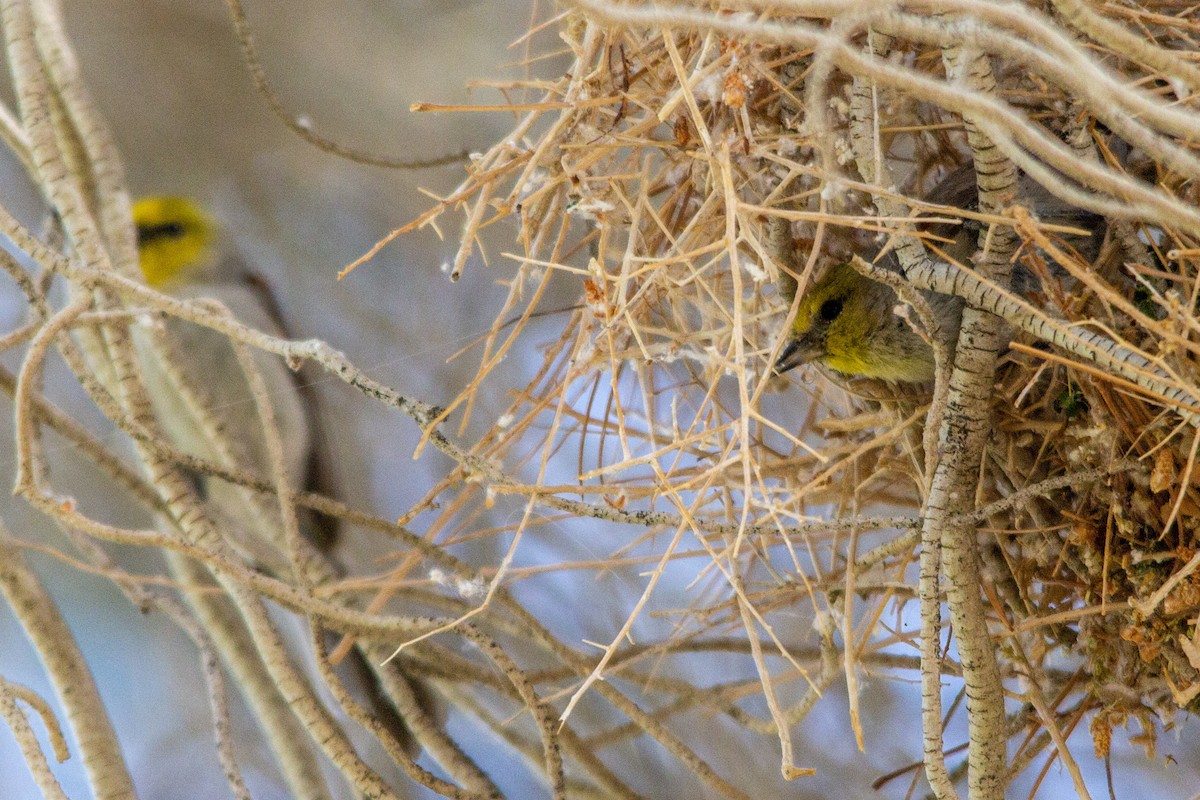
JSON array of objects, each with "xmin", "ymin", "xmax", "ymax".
[
  {"xmin": 136, "ymin": 221, "xmax": 187, "ymax": 246},
  {"xmin": 161, "ymin": 221, "xmax": 186, "ymax": 238},
  {"xmin": 818, "ymin": 297, "xmax": 843, "ymax": 322}
]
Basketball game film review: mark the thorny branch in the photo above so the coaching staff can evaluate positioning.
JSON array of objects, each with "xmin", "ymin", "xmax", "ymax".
[{"xmin": 3, "ymin": 0, "xmax": 1200, "ymax": 799}]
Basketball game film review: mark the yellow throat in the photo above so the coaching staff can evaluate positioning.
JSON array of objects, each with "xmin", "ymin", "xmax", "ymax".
[{"xmin": 132, "ymin": 196, "xmax": 217, "ymax": 289}]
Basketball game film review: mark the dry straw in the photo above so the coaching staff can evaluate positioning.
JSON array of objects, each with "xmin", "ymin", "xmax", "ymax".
[
  {"xmin": 1, "ymin": 0, "xmax": 1199, "ymax": 799},
  {"xmin": 401, "ymin": 0, "xmax": 1200, "ymax": 798}
]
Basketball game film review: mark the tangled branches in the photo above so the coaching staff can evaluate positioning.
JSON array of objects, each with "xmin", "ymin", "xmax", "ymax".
[
  {"xmin": 3, "ymin": 0, "xmax": 1200, "ymax": 799},
  {"xmin": 400, "ymin": 0, "xmax": 1200, "ymax": 798}
]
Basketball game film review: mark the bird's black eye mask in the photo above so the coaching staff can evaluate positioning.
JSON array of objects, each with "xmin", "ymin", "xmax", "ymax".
[
  {"xmin": 818, "ymin": 297, "xmax": 844, "ymax": 323},
  {"xmin": 136, "ymin": 221, "xmax": 188, "ymax": 247}
]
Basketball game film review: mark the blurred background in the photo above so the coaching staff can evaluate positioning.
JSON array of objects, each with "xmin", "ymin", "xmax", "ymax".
[
  {"xmin": 1, "ymin": 0, "xmax": 536, "ymax": 796},
  {"xmin": 0, "ymin": 1, "xmax": 1198, "ymax": 798}
]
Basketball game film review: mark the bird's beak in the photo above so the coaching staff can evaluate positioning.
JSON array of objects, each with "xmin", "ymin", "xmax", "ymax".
[{"xmin": 774, "ymin": 337, "xmax": 818, "ymax": 375}]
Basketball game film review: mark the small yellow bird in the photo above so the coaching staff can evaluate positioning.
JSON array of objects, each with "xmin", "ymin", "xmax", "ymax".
[
  {"xmin": 132, "ymin": 198, "xmax": 439, "ymax": 768},
  {"xmin": 774, "ymin": 166, "xmax": 1105, "ymax": 383},
  {"xmin": 132, "ymin": 196, "xmax": 333, "ymax": 567},
  {"xmin": 774, "ymin": 257, "xmax": 962, "ymax": 383}
]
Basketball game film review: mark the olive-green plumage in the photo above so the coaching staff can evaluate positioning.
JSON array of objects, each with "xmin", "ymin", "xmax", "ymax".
[
  {"xmin": 776, "ymin": 260, "xmax": 962, "ymax": 382},
  {"xmin": 775, "ymin": 166, "xmax": 1104, "ymax": 383}
]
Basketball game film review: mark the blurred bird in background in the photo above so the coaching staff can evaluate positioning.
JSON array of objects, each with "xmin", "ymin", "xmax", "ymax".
[
  {"xmin": 133, "ymin": 195, "xmax": 337, "ymax": 567},
  {"xmin": 132, "ymin": 196, "xmax": 434, "ymax": 782}
]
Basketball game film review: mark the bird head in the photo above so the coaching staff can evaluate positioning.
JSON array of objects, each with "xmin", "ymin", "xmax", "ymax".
[
  {"xmin": 132, "ymin": 196, "xmax": 218, "ymax": 289},
  {"xmin": 775, "ymin": 262, "xmax": 938, "ymax": 383}
]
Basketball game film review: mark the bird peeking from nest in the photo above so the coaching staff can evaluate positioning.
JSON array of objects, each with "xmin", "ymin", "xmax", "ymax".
[{"xmin": 773, "ymin": 164, "xmax": 1107, "ymax": 384}]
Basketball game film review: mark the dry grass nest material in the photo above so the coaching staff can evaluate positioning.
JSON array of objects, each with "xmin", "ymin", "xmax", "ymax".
[{"xmin": 401, "ymin": 0, "xmax": 1200, "ymax": 789}]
